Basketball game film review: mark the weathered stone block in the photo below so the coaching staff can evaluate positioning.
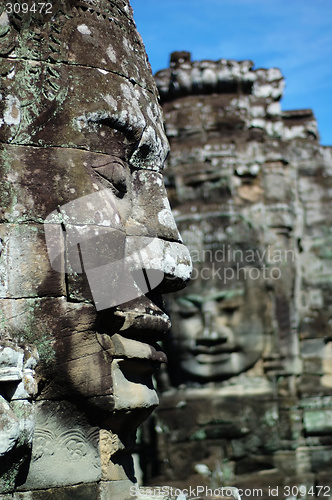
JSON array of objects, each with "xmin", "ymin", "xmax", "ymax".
[
  {"xmin": 0, "ymin": 298, "xmax": 113, "ymax": 400},
  {"xmin": 311, "ymin": 446, "xmax": 332, "ymax": 472},
  {"xmin": 0, "ymin": 145, "xmax": 123, "ymax": 223},
  {"xmin": 18, "ymin": 400, "xmax": 101, "ymax": 491},
  {"xmin": 0, "ymin": 224, "xmax": 65, "ymax": 298},
  {"xmin": 303, "ymin": 409, "xmax": 332, "ymax": 436}
]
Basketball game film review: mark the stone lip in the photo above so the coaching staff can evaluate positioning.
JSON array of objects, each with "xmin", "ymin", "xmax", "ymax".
[
  {"xmin": 115, "ymin": 309, "xmax": 171, "ymax": 339},
  {"xmin": 114, "ymin": 295, "xmax": 172, "ymax": 342},
  {"xmin": 190, "ymin": 343, "xmax": 241, "ymax": 355},
  {"xmin": 110, "ymin": 334, "xmax": 167, "ymax": 364}
]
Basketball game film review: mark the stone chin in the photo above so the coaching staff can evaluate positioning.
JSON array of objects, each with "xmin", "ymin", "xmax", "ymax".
[
  {"xmin": 109, "ymin": 333, "xmax": 168, "ymax": 418},
  {"xmin": 180, "ymin": 349, "xmax": 262, "ymax": 380},
  {"xmin": 76, "ymin": 298, "xmax": 171, "ymax": 430}
]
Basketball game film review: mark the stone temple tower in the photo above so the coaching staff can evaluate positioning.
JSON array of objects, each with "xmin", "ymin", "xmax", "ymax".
[{"xmin": 140, "ymin": 52, "xmax": 332, "ymax": 496}]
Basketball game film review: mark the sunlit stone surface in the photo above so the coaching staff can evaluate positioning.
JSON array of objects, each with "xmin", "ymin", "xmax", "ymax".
[{"xmin": 0, "ymin": 5, "xmax": 191, "ymax": 499}]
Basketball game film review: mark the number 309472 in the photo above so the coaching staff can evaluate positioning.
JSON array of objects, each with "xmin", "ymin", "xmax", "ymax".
[{"xmin": 5, "ymin": 3, "xmax": 53, "ymax": 14}]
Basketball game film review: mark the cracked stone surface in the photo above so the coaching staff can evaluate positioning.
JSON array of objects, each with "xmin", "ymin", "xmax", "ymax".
[{"xmin": 0, "ymin": 3, "xmax": 191, "ymax": 496}]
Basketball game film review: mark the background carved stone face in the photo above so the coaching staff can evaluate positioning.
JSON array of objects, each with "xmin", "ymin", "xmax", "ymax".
[
  {"xmin": 170, "ymin": 279, "xmax": 266, "ymax": 380},
  {"xmin": 0, "ymin": 2, "xmax": 192, "ymax": 489},
  {"xmin": 163, "ymin": 215, "xmax": 269, "ymax": 383}
]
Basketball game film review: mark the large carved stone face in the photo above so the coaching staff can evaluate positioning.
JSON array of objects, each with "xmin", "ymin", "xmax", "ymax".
[{"xmin": 0, "ymin": 2, "xmax": 191, "ymax": 489}]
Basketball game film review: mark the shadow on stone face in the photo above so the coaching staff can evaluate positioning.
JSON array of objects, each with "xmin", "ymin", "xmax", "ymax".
[{"xmin": 0, "ymin": 342, "xmax": 38, "ymax": 492}]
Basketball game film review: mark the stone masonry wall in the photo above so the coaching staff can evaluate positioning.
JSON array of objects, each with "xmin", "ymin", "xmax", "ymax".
[{"xmin": 140, "ymin": 52, "xmax": 332, "ymax": 498}]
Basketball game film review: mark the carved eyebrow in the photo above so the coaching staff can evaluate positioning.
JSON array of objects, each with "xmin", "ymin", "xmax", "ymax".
[
  {"xmin": 177, "ymin": 295, "xmax": 203, "ymax": 308},
  {"xmin": 177, "ymin": 289, "xmax": 244, "ymax": 307},
  {"xmin": 208, "ymin": 289, "xmax": 244, "ymax": 302},
  {"xmin": 85, "ymin": 113, "xmax": 140, "ymax": 142}
]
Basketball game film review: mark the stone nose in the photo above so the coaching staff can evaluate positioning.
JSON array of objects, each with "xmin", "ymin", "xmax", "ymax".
[
  {"xmin": 126, "ymin": 169, "xmax": 183, "ymax": 243},
  {"xmin": 200, "ymin": 309, "xmax": 233, "ymax": 340},
  {"xmin": 125, "ymin": 236, "xmax": 192, "ymax": 295},
  {"xmin": 125, "ymin": 168, "xmax": 192, "ymax": 293}
]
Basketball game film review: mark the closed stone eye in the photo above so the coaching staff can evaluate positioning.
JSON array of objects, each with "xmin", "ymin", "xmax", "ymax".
[
  {"xmin": 179, "ymin": 308, "xmax": 199, "ymax": 318},
  {"xmin": 221, "ymin": 306, "xmax": 238, "ymax": 315}
]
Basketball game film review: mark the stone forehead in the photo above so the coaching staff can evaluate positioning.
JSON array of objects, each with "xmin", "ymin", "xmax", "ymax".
[
  {"xmin": 0, "ymin": 63, "xmax": 164, "ymax": 144},
  {"xmin": 0, "ymin": 1, "xmax": 169, "ymax": 168},
  {"xmin": 0, "ymin": 0, "xmax": 157, "ymax": 94},
  {"xmin": 0, "ymin": 2, "xmax": 172, "ymax": 196}
]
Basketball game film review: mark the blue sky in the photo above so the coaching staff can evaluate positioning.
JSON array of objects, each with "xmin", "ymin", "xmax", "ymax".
[{"xmin": 131, "ymin": 0, "xmax": 332, "ymax": 146}]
